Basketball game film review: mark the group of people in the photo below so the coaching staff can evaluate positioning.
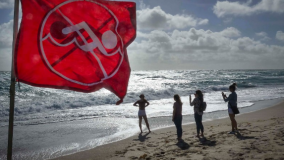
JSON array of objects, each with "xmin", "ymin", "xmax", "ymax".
[{"xmin": 133, "ymin": 83, "xmax": 238, "ymax": 142}]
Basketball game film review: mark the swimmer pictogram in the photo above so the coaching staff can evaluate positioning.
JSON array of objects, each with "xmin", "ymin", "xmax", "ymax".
[{"xmin": 40, "ymin": 0, "xmax": 125, "ymax": 86}]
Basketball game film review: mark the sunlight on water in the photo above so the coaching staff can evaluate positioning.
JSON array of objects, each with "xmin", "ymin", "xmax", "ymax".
[
  {"xmin": 1, "ymin": 70, "xmax": 284, "ymax": 125},
  {"xmin": 0, "ymin": 70, "xmax": 284, "ymax": 160}
]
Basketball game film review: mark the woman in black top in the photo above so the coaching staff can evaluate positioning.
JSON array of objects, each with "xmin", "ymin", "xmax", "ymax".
[{"xmin": 172, "ymin": 94, "xmax": 183, "ymax": 141}]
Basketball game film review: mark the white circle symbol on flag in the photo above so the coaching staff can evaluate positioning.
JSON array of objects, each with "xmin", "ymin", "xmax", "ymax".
[{"xmin": 102, "ymin": 30, "xmax": 118, "ymax": 49}]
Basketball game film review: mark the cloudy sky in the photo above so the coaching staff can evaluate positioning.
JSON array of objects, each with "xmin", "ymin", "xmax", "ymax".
[{"xmin": 0, "ymin": 0, "xmax": 284, "ymax": 71}]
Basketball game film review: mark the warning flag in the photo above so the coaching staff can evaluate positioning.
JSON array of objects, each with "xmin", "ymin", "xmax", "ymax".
[{"xmin": 15, "ymin": 0, "xmax": 136, "ymax": 104}]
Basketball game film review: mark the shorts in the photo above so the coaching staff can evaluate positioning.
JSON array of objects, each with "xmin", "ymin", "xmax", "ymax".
[
  {"xmin": 228, "ymin": 108, "xmax": 234, "ymax": 114},
  {"xmin": 138, "ymin": 110, "xmax": 146, "ymax": 116}
]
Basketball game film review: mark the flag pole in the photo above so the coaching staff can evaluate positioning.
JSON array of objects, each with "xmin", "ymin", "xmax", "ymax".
[{"xmin": 7, "ymin": 0, "xmax": 20, "ymax": 159}]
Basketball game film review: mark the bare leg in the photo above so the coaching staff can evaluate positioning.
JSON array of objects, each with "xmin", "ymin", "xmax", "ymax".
[
  {"xmin": 142, "ymin": 115, "xmax": 151, "ymax": 132},
  {"xmin": 232, "ymin": 114, "xmax": 238, "ymax": 131},
  {"xmin": 139, "ymin": 116, "xmax": 143, "ymax": 133},
  {"xmin": 229, "ymin": 114, "xmax": 238, "ymax": 131},
  {"xmin": 229, "ymin": 114, "xmax": 234, "ymax": 131}
]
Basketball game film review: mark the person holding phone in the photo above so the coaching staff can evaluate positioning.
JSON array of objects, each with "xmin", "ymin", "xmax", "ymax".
[
  {"xmin": 190, "ymin": 90, "xmax": 204, "ymax": 138},
  {"xmin": 222, "ymin": 84, "xmax": 238, "ymax": 134}
]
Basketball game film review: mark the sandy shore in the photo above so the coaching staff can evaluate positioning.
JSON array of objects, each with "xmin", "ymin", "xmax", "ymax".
[{"xmin": 52, "ymin": 100, "xmax": 284, "ymax": 160}]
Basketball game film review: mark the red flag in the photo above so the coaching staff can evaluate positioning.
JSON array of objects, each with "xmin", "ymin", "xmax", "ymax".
[{"xmin": 15, "ymin": 0, "xmax": 136, "ymax": 104}]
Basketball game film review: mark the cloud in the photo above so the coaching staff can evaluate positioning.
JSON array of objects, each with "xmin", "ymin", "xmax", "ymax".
[
  {"xmin": 276, "ymin": 31, "xmax": 284, "ymax": 41},
  {"xmin": 137, "ymin": 6, "xmax": 209, "ymax": 30},
  {"xmin": 0, "ymin": 48, "xmax": 12, "ymax": 71},
  {"xmin": 223, "ymin": 18, "xmax": 233, "ymax": 24},
  {"xmin": 0, "ymin": 19, "xmax": 14, "ymax": 71},
  {"xmin": 256, "ymin": 31, "xmax": 270, "ymax": 41},
  {"xmin": 219, "ymin": 27, "xmax": 241, "ymax": 37},
  {"xmin": 0, "ymin": 19, "xmax": 13, "ymax": 49},
  {"xmin": 256, "ymin": 31, "xmax": 267, "ymax": 37},
  {"xmin": 213, "ymin": 0, "xmax": 284, "ymax": 18},
  {"xmin": 138, "ymin": 0, "xmax": 149, "ymax": 10},
  {"xmin": 0, "ymin": 0, "xmax": 14, "ymax": 9},
  {"xmin": 128, "ymin": 27, "xmax": 284, "ymax": 69}
]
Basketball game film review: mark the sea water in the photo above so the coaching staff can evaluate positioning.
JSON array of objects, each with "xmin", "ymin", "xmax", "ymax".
[{"xmin": 0, "ymin": 70, "xmax": 284, "ymax": 159}]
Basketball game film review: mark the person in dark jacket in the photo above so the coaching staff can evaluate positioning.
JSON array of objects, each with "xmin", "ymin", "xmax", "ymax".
[{"xmin": 222, "ymin": 84, "xmax": 238, "ymax": 134}]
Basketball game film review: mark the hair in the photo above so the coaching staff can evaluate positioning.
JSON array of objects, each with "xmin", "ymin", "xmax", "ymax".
[
  {"xmin": 232, "ymin": 83, "xmax": 237, "ymax": 87},
  {"xmin": 229, "ymin": 85, "xmax": 236, "ymax": 92},
  {"xmin": 195, "ymin": 90, "xmax": 204, "ymax": 103},
  {"xmin": 174, "ymin": 94, "xmax": 182, "ymax": 104},
  {"xmin": 139, "ymin": 94, "xmax": 145, "ymax": 98}
]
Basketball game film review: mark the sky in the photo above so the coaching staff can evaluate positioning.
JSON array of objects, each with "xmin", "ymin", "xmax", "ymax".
[{"xmin": 0, "ymin": 0, "xmax": 284, "ymax": 71}]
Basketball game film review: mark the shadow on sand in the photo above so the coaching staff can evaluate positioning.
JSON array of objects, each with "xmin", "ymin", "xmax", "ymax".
[
  {"xmin": 198, "ymin": 136, "xmax": 217, "ymax": 146},
  {"xmin": 133, "ymin": 132, "xmax": 151, "ymax": 142},
  {"xmin": 234, "ymin": 130, "xmax": 255, "ymax": 140},
  {"xmin": 176, "ymin": 140, "xmax": 190, "ymax": 150}
]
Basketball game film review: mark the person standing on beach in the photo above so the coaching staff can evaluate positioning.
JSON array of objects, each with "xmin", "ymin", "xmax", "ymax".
[
  {"xmin": 133, "ymin": 94, "xmax": 151, "ymax": 133},
  {"xmin": 172, "ymin": 94, "xmax": 183, "ymax": 141},
  {"xmin": 222, "ymin": 84, "xmax": 238, "ymax": 134},
  {"xmin": 190, "ymin": 90, "xmax": 205, "ymax": 138}
]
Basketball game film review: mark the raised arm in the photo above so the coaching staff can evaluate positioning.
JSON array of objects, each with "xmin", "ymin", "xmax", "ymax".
[
  {"xmin": 133, "ymin": 101, "xmax": 139, "ymax": 106},
  {"xmin": 223, "ymin": 93, "xmax": 232, "ymax": 102},
  {"xmin": 145, "ymin": 100, "xmax": 150, "ymax": 107},
  {"xmin": 189, "ymin": 95, "xmax": 195, "ymax": 106}
]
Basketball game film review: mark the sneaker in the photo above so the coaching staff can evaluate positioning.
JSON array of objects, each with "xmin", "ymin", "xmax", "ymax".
[{"xmin": 228, "ymin": 131, "xmax": 235, "ymax": 134}]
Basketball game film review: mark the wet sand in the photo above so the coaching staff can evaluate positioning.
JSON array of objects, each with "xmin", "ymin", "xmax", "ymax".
[{"xmin": 51, "ymin": 100, "xmax": 284, "ymax": 160}]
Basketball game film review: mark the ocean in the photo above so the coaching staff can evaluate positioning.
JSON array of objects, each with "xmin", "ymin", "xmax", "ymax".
[{"xmin": 0, "ymin": 69, "xmax": 284, "ymax": 160}]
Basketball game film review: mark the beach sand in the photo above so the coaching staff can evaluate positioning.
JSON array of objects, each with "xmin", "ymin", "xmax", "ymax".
[{"xmin": 51, "ymin": 100, "xmax": 284, "ymax": 160}]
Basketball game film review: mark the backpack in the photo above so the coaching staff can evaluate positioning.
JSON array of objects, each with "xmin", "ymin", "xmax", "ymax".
[{"xmin": 199, "ymin": 101, "xmax": 207, "ymax": 112}]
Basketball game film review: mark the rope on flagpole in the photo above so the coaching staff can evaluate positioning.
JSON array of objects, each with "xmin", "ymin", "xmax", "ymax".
[{"xmin": 7, "ymin": 0, "xmax": 20, "ymax": 159}]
